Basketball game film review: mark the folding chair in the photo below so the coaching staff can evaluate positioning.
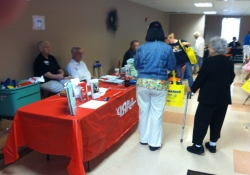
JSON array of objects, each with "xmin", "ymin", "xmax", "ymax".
[
  {"xmin": 93, "ymin": 60, "xmax": 103, "ymax": 78},
  {"xmin": 240, "ymin": 51, "xmax": 249, "ymax": 68},
  {"xmin": 246, "ymin": 123, "xmax": 250, "ymax": 129},
  {"xmin": 242, "ymin": 71, "xmax": 250, "ymax": 82},
  {"xmin": 243, "ymin": 95, "xmax": 250, "ymax": 105}
]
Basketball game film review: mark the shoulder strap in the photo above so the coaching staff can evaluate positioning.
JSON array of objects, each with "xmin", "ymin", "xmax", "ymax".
[{"xmin": 179, "ymin": 40, "xmax": 185, "ymax": 51}]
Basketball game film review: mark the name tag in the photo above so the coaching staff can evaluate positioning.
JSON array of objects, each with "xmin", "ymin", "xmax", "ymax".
[{"xmin": 44, "ymin": 61, "xmax": 49, "ymax": 65}]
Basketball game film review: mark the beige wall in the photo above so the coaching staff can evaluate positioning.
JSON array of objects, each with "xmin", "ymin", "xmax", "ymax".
[
  {"xmin": 168, "ymin": 14, "xmax": 206, "ymax": 46},
  {"xmin": 0, "ymin": 0, "xmax": 169, "ymax": 81},
  {"xmin": 205, "ymin": 16, "xmax": 250, "ymax": 45}
]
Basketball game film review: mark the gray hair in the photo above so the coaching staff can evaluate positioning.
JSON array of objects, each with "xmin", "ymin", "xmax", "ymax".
[
  {"xmin": 37, "ymin": 41, "xmax": 50, "ymax": 52},
  {"xmin": 209, "ymin": 36, "xmax": 228, "ymax": 55},
  {"xmin": 71, "ymin": 46, "xmax": 81, "ymax": 54},
  {"xmin": 193, "ymin": 31, "xmax": 200, "ymax": 37}
]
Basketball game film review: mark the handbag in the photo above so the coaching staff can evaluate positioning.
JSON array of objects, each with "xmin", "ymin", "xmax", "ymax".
[
  {"xmin": 179, "ymin": 40, "xmax": 197, "ymax": 65},
  {"xmin": 166, "ymin": 71, "xmax": 185, "ymax": 107}
]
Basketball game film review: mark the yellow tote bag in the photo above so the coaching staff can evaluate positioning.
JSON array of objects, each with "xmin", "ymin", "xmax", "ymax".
[
  {"xmin": 166, "ymin": 71, "xmax": 185, "ymax": 107},
  {"xmin": 179, "ymin": 40, "xmax": 197, "ymax": 65},
  {"xmin": 242, "ymin": 78, "xmax": 250, "ymax": 93}
]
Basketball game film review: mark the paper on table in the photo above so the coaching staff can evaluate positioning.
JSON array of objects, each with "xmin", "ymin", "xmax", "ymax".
[
  {"xmin": 99, "ymin": 87, "xmax": 108, "ymax": 96},
  {"xmin": 78, "ymin": 100, "xmax": 107, "ymax": 109}
]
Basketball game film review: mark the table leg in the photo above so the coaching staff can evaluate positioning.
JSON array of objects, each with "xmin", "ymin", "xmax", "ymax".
[
  {"xmin": 87, "ymin": 161, "xmax": 91, "ymax": 172},
  {"xmin": 46, "ymin": 154, "xmax": 50, "ymax": 161}
]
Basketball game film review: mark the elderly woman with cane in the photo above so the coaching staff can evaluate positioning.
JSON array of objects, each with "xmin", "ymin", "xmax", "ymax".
[{"xmin": 186, "ymin": 36, "xmax": 235, "ymax": 155}]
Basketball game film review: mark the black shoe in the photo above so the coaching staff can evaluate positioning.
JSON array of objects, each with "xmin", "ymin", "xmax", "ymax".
[
  {"xmin": 149, "ymin": 146, "xmax": 161, "ymax": 151},
  {"xmin": 187, "ymin": 144, "xmax": 204, "ymax": 155},
  {"xmin": 140, "ymin": 142, "xmax": 148, "ymax": 145},
  {"xmin": 205, "ymin": 142, "xmax": 216, "ymax": 153}
]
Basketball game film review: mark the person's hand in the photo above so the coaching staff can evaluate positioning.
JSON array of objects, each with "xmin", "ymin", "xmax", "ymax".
[
  {"xmin": 57, "ymin": 74, "xmax": 64, "ymax": 80},
  {"xmin": 64, "ymin": 76, "xmax": 74, "ymax": 80},
  {"xmin": 182, "ymin": 42, "xmax": 191, "ymax": 46},
  {"xmin": 186, "ymin": 87, "xmax": 191, "ymax": 93}
]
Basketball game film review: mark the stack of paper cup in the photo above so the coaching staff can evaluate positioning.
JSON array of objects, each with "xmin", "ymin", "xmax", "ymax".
[
  {"xmin": 125, "ymin": 65, "xmax": 131, "ymax": 77},
  {"xmin": 115, "ymin": 68, "xmax": 119, "ymax": 75}
]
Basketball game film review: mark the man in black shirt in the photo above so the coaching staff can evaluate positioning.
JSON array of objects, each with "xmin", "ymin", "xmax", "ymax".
[
  {"xmin": 228, "ymin": 37, "xmax": 241, "ymax": 49},
  {"xmin": 122, "ymin": 40, "xmax": 139, "ymax": 67},
  {"xmin": 33, "ymin": 41, "xmax": 71, "ymax": 93}
]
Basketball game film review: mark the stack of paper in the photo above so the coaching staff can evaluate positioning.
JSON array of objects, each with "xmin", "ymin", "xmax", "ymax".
[{"xmin": 64, "ymin": 82, "xmax": 77, "ymax": 116}]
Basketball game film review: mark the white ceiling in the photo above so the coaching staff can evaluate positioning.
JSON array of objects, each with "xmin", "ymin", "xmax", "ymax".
[{"xmin": 127, "ymin": 0, "xmax": 250, "ymax": 15}]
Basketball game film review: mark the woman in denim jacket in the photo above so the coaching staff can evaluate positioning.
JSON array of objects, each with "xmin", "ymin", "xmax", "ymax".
[{"xmin": 134, "ymin": 21, "xmax": 176, "ymax": 151}]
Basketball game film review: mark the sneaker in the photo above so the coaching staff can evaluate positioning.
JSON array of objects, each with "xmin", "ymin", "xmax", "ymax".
[
  {"xmin": 149, "ymin": 146, "xmax": 161, "ymax": 151},
  {"xmin": 205, "ymin": 142, "xmax": 216, "ymax": 153},
  {"xmin": 187, "ymin": 144, "xmax": 204, "ymax": 155},
  {"xmin": 140, "ymin": 142, "xmax": 148, "ymax": 145}
]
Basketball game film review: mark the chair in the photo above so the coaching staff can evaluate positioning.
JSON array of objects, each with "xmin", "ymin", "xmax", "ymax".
[
  {"xmin": 41, "ymin": 89, "xmax": 55, "ymax": 99},
  {"xmin": 225, "ymin": 47, "xmax": 233, "ymax": 62},
  {"xmin": 246, "ymin": 123, "xmax": 250, "ymax": 129},
  {"xmin": 93, "ymin": 60, "xmax": 103, "ymax": 78},
  {"xmin": 242, "ymin": 71, "xmax": 250, "ymax": 82},
  {"xmin": 168, "ymin": 65, "xmax": 186, "ymax": 84},
  {"xmin": 240, "ymin": 51, "xmax": 249, "ymax": 68}
]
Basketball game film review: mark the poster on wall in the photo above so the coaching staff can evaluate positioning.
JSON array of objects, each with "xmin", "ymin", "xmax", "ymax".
[{"xmin": 32, "ymin": 15, "xmax": 45, "ymax": 30}]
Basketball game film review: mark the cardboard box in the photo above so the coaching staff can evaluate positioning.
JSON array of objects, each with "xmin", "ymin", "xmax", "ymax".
[{"xmin": 0, "ymin": 119, "xmax": 13, "ymax": 154}]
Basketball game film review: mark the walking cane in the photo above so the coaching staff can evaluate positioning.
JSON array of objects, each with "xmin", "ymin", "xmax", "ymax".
[{"xmin": 180, "ymin": 91, "xmax": 192, "ymax": 142}]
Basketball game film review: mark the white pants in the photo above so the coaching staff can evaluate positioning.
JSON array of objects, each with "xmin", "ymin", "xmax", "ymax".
[
  {"xmin": 136, "ymin": 86, "xmax": 167, "ymax": 147},
  {"xmin": 41, "ymin": 79, "xmax": 70, "ymax": 93},
  {"xmin": 243, "ymin": 45, "xmax": 250, "ymax": 60}
]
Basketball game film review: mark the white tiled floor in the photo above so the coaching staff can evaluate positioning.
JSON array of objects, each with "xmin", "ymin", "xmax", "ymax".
[{"xmin": 0, "ymin": 64, "xmax": 250, "ymax": 175}]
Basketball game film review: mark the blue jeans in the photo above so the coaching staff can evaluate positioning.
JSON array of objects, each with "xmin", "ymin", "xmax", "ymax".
[
  {"xmin": 176, "ymin": 61, "xmax": 194, "ymax": 87},
  {"xmin": 194, "ymin": 55, "xmax": 203, "ymax": 67}
]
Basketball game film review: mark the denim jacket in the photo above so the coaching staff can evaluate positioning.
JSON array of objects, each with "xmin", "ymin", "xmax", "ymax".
[{"xmin": 134, "ymin": 41, "xmax": 176, "ymax": 80}]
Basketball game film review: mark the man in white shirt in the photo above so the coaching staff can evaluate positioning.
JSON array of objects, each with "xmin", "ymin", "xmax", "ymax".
[
  {"xmin": 66, "ymin": 47, "xmax": 92, "ymax": 81},
  {"xmin": 193, "ymin": 31, "xmax": 205, "ymax": 74}
]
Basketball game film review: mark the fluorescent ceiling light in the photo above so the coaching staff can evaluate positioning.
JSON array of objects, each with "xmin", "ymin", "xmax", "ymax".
[
  {"xmin": 203, "ymin": 11, "xmax": 217, "ymax": 14},
  {"xmin": 194, "ymin": 3, "xmax": 213, "ymax": 7}
]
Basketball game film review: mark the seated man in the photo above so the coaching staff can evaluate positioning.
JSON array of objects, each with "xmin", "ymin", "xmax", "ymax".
[
  {"xmin": 66, "ymin": 47, "xmax": 92, "ymax": 81},
  {"xmin": 122, "ymin": 40, "xmax": 139, "ymax": 67},
  {"xmin": 33, "ymin": 41, "xmax": 70, "ymax": 93}
]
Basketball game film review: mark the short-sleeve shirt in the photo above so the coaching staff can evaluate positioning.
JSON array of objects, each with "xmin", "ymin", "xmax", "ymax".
[
  {"xmin": 66, "ymin": 59, "xmax": 91, "ymax": 80},
  {"xmin": 169, "ymin": 39, "xmax": 189, "ymax": 65},
  {"xmin": 244, "ymin": 34, "xmax": 250, "ymax": 45},
  {"xmin": 33, "ymin": 54, "xmax": 61, "ymax": 82},
  {"xmin": 136, "ymin": 78, "xmax": 167, "ymax": 91}
]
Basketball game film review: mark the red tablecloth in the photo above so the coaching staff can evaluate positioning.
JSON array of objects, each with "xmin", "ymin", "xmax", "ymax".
[{"xmin": 3, "ymin": 83, "xmax": 139, "ymax": 175}]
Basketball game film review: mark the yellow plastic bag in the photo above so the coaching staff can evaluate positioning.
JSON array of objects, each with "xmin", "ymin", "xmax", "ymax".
[
  {"xmin": 242, "ymin": 78, "xmax": 250, "ymax": 93},
  {"xmin": 166, "ymin": 71, "xmax": 185, "ymax": 107},
  {"xmin": 179, "ymin": 40, "xmax": 197, "ymax": 65}
]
